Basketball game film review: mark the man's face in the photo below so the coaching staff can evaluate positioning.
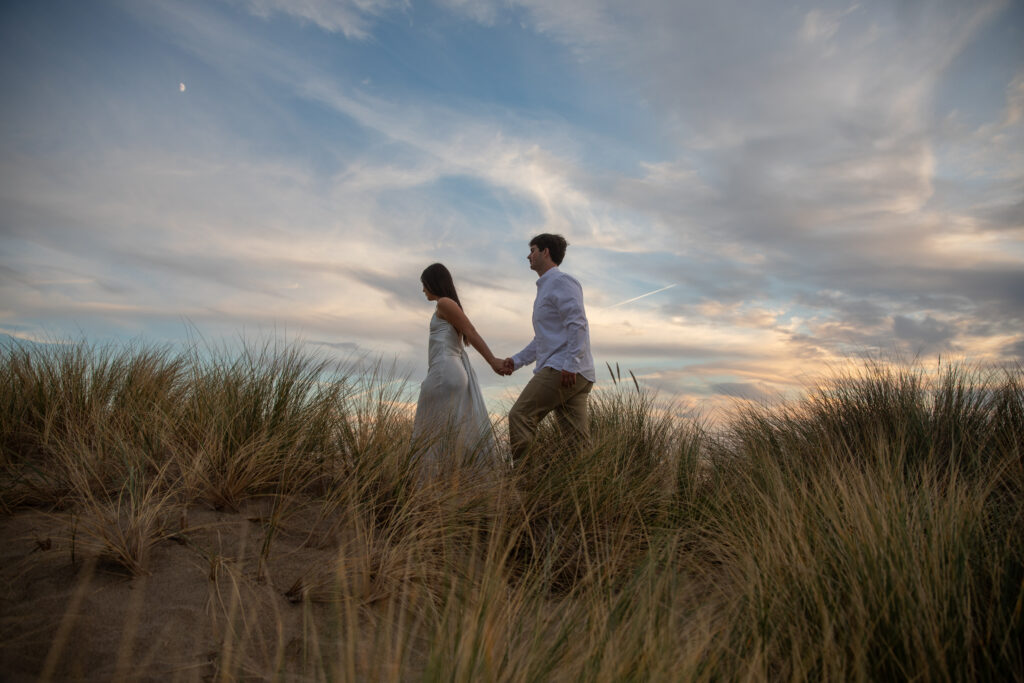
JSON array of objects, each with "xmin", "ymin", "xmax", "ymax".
[{"xmin": 528, "ymin": 245, "xmax": 547, "ymax": 272}]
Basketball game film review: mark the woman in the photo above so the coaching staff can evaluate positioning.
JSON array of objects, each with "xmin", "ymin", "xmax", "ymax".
[{"xmin": 412, "ymin": 263, "xmax": 503, "ymax": 471}]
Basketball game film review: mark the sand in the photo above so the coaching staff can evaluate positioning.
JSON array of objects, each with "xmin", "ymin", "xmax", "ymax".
[{"xmin": 0, "ymin": 500, "xmax": 386, "ymax": 681}]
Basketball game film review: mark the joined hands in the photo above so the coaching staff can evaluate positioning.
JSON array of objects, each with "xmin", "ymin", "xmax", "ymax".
[{"xmin": 490, "ymin": 357, "xmax": 515, "ymax": 376}]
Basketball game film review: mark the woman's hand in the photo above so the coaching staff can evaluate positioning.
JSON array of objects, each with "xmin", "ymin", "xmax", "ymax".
[{"xmin": 489, "ymin": 357, "xmax": 510, "ymax": 376}]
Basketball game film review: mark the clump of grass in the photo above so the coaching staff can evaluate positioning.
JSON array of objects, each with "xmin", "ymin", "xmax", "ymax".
[
  {"xmin": 701, "ymin": 444, "xmax": 1023, "ymax": 680},
  {"xmin": 707, "ymin": 359, "xmax": 1024, "ymax": 680},
  {"xmin": 178, "ymin": 340, "xmax": 354, "ymax": 508},
  {"xmin": 0, "ymin": 341, "xmax": 185, "ymax": 506},
  {"xmin": 68, "ymin": 459, "xmax": 180, "ymax": 575},
  {"xmin": 726, "ymin": 359, "xmax": 1023, "ymax": 480}
]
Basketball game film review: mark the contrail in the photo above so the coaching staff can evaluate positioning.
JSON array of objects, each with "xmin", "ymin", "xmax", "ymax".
[{"xmin": 607, "ymin": 283, "xmax": 677, "ymax": 308}]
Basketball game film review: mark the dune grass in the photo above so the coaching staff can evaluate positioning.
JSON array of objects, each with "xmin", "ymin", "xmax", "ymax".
[{"xmin": 0, "ymin": 338, "xmax": 1020, "ymax": 681}]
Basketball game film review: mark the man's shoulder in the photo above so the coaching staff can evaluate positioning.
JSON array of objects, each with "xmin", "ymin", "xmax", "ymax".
[{"xmin": 551, "ymin": 269, "xmax": 582, "ymax": 290}]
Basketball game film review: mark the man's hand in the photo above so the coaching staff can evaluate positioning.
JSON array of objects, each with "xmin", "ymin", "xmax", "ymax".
[
  {"xmin": 490, "ymin": 358, "xmax": 510, "ymax": 376},
  {"xmin": 560, "ymin": 370, "xmax": 576, "ymax": 388},
  {"xmin": 502, "ymin": 358, "xmax": 515, "ymax": 375}
]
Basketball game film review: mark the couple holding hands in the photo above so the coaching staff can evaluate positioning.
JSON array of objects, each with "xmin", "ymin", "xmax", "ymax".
[{"xmin": 411, "ymin": 233, "xmax": 595, "ymax": 468}]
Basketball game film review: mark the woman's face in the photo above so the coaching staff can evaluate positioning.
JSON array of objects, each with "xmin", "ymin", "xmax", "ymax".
[{"xmin": 422, "ymin": 284, "xmax": 437, "ymax": 302}]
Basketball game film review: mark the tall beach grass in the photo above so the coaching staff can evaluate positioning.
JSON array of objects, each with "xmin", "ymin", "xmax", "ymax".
[{"xmin": 0, "ymin": 338, "xmax": 1020, "ymax": 680}]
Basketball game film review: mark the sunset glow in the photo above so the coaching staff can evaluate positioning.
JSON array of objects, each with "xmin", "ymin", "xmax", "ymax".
[{"xmin": 1, "ymin": 0, "xmax": 1021, "ymax": 416}]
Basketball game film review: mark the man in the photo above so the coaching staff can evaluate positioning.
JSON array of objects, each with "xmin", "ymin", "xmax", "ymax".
[{"xmin": 502, "ymin": 233, "xmax": 595, "ymax": 462}]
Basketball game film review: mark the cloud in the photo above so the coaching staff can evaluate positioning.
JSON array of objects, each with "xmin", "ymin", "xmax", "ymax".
[
  {"xmin": 1001, "ymin": 73, "xmax": 1024, "ymax": 127},
  {"xmin": 709, "ymin": 381, "xmax": 777, "ymax": 402},
  {"xmin": 228, "ymin": 0, "xmax": 400, "ymax": 39},
  {"xmin": 1004, "ymin": 338, "xmax": 1024, "ymax": 361},
  {"xmin": 892, "ymin": 314, "xmax": 957, "ymax": 351},
  {"xmin": 799, "ymin": 7, "xmax": 851, "ymax": 45},
  {"xmin": 434, "ymin": 0, "xmax": 501, "ymax": 25},
  {"xmin": 594, "ymin": 339, "xmax": 744, "ymax": 362},
  {"xmin": 308, "ymin": 339, "xmax": 361, "ymax": 352}
]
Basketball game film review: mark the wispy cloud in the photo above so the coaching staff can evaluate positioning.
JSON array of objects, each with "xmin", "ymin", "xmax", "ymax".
[{"xmin": 228, "ymin": 0, "xmax": 401, "ymax": 39}]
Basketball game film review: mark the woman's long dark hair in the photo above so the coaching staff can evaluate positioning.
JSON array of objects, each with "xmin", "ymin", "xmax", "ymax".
[
  {"xmin": 421, "ymin": 263, "xmax": 467, "ymax": 344},
  {"xmin": 420, "ymin": 263, "xmax": 462, "ymax": 309}
]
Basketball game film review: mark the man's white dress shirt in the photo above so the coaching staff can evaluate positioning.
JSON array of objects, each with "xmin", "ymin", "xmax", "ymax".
[{"xmin": 512, "ymin": 267, "xmax": 596, "ymax": 383}]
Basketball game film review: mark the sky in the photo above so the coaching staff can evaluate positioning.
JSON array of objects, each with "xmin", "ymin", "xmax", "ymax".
[{"xmin": 1, "ymin": 0, "xmax": 1022, "ymax": 415}]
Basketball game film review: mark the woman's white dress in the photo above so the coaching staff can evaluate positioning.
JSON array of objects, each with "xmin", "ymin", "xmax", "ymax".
[{"xmin": 411, "ymin": 312, "xmax": 495, "ymax": 471}]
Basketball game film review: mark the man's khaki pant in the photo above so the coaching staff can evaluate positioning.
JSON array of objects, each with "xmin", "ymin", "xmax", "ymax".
[{"xmin": 508, "ymin": 367, "xmax": 593, "ymax": 461}]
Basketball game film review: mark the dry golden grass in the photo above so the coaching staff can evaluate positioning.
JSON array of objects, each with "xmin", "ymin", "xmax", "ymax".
[{"xmin": 0, "ymin": 339, "xmax": 1021, "ymax": 681}]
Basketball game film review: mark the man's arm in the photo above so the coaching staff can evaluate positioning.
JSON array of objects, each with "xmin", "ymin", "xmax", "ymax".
[{"xmin": 511, "ymin": 337, "xmax": 538, "ymax": 372}]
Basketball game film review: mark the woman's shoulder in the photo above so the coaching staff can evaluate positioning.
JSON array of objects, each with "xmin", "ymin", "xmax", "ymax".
[{"xmin": 435, "ymin": 297, "xmax": 460, "ymax": 321}]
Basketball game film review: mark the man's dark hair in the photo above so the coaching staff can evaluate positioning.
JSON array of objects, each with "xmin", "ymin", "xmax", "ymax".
[
  {"xmin": 529, "ymin": 233, "xmax": 568, "ymax": 265},
  {"xmin": 420, "ymin": 263, "xmax": 462, "ymax": 309}
]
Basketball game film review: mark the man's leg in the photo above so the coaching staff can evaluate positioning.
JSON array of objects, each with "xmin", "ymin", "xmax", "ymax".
[
  {"xmin": 508, "ymin": 368, "xmax": 562, "ymax": 462},
  {"xmin": 509, "ymin": 368, "xmax": 591, "ymax": 462},
  {"xmin": 553, "ymin": 376, "xmax": 593, "ymax": 453}
]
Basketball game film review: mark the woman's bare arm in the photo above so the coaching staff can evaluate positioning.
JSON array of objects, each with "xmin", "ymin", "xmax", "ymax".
[{"xmin": 436, "ymin": 297, "xmax": 506, "ymax": 373}]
